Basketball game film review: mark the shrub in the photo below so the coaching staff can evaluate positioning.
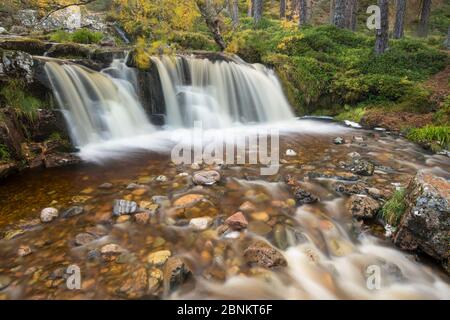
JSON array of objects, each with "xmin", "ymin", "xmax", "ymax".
[
  {"xmin": 381, "ymin": 188, "xmax": 407, "ymax": 226},
  {"xmin": 0, "ymin": 80, "xmax": 42, "ymax": 121},
  {"xmin": 335, "ymin": 106, "xmax": 366, "ymax": 123}
]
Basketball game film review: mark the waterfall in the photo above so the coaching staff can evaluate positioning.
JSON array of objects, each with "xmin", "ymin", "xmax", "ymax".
[
  {"xmin": 152, "ymin": 56, "xmax": 294, "ymax": 128},
  {"xmin": 44, "ymin": 60, "xmax": 153, "ymax": 147}
]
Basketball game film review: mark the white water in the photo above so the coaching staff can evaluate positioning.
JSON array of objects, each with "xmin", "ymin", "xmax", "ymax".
[
  {"xmin": 44, "ymin": 61, "xmax": 153, "ymax": 147},
  {"xmin": 152, "ymin": 56, "xmax": 294, "ymax": 128}
]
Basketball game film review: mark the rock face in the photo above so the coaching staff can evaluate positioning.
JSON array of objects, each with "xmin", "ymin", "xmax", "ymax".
[
  {"xmin": 244, "ymin": 241, "xmax": 287, "ymax": 268},
  {"xmin": 394, "ymin": 171, "xmax": 450, "ymax": 272},
  {"xmin": 346, "ymin": 195, "xmax": 380, "ymax": 219},
  {"xmin": 0, "ymin": 49, "xmax": 34, "ymax": 82}
]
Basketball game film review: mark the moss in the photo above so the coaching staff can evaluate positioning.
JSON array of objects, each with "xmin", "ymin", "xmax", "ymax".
[
  {"xmin": 49, "ymin": 29, "xmax": 104, "ymax": 44},
  {"xmin": 0, "ymin": 144, "xmax": 11, "ymax": 162},
  {"xmin": 0, "ymin": 80, "xmax": 42, "ymax": 121},
  {"xmin": 381, "ymin": 188, "xmax": 407, "ymax": 227},
  {"xmin": 335, "ymin": 107, "xmax": 366, "ymax": 123},
  {"xmin": 169, "ymin": 32, "xmax": 218, "ymax": 51}
]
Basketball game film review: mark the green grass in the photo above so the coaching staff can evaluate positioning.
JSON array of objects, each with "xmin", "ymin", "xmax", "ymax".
[
  {"xmin": 49, "ymin": 29, "xmax": 104, "ymax": 44},
  {"xmin": 0, "ymin": 80, "xmax": 42, "ymax": 121},
  {"xmin": 381, "ymin": 188, "xmax": 407, "ymax": 226},
  {"xmin": 407, "ymin": 125, "xmax": 450, "ymax": 150},
  {"xmin": 335, "ymin": 106, "xmax": 366, "ymax": 123},
  {"xmin": 0, "ymin": 144, "xmax": 11, "ymax": 162}
]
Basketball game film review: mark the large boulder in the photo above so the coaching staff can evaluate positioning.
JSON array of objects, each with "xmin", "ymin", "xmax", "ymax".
[
  {"xmin": 394, "ymin": 171, "xmax": 450, "ymax": 273},
  {"xmin": 41, "ymin": 6, "xmax": 82, "ymax": 31},
  {"xmin": 0, "ymin": 49, "xmax": 34, "ymax": 82}
]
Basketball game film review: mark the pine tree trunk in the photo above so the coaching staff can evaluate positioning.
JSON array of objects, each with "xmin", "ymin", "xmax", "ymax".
[
  {"xmin": 393, "ymin": 0, "xmax": 406, "ymax": 39},
  {"xmin": 299, "ymin": 0, "xmax": 307, "ymax": 26},
  {"xmin": 254, "ymin": 0, "xmax": 263, "ymax": 24},
  {"xmin": 333, "ymin": 0, "xmax": 347, "ymax": 29},
  {"xmin": 330, "ymin": 0, "xmax": 335, "ymax": 24},
  {"xmin": 375, "ymin": 0, "xmax": 389, "ymax": 55},
  {"xmin": 196, "ymin": 0, "xmax": 227, "ymax": 51},
  {"xmin": 280, "ymin": 0, "xmax": 286, "ymax": 18},
  {"xmin": 417, "ymin": 0, "xmax": 432, "ymax": 37},
  {"xmin": 248, "ymin": 0, "xmax": 254, "ymax": 17}
]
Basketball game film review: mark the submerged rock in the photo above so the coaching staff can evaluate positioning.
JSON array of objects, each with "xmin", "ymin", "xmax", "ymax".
[
  {"xmin": 61, "ymin": 206, "xmax": 84, "ymax": 218},
  {"xmin": 74, "ymin": 233, "xmax": 96, "ymax": 246},
  {"xmin": 0, "ymin": 275, "xmax": 12, "ymax": 290},
  {"xmin": 113, "ymin": 199, "xmax": 137, "ymax": 216},
  {"xmin": 189, "ymin": 217, "xmax": 213, "ymax": 230},
  {"xmin": 346, "ymin": 159, "xmax": 375, "ymax": 176},
  {"xmin": 118, "ymin": 267, "xmax": 148, "ymax": 299},
  {"xmin": 163, "ymin": 257, "xmax": 192, "ymax": 293},
  {"xmin": 244, "ymin": 241, "xmax": 287, "ymax": 268},
  {"xmin": 17, "ymin": 245, "xmax": 32, "ymax": 257},
  {"xmin": 346, "ymin": 195, "xmax": 380, "ymax": 220},
  {"xmin": 394, "ymin": 171, "xmax": 450, "ymax": 272},
  {"xmin": 147, "ymin": 250, "xmax": 171, "ymax": 266},
  {"xmin": 40, "ymin": 207, "xmax": 59, "ymax": 223},
  {"xmin": 193, "ymin": 170, "xmax": 221, "ymax": 186},
  {"xmin": 100, "ymin": 244, "xmax": 125, "ymax": 262}
]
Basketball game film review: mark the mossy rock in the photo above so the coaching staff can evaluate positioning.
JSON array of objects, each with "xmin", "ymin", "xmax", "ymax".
[{"xmin": 0, "ymin": 38, "xmax": 50, "ymax": 55}]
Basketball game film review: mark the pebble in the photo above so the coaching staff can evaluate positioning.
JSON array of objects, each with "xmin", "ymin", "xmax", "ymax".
[
  {"xmin": 163, "ymin": 257, "xmax": 192, "ymax": 293},
  {"xmin": 116, "ymin": 215, "xmax": 131, "ymax": 223},
  {"xmin": 239, "ymin": 201, "xmax": 256, "ymax": 212},
  {"xmin": 189, "ymin": 217, "xmax": 213, "ymax": 230},
  {"xmin": 225, "ymin": 212, "xmax": 248, "ymax": 230},
  {"xmin": 75, "ymin": 233, "xmax": 96, "ymax": 246},
  {"xmin": 17, "ymin": 245, "xmax": 32, "ymax": 257},
  {"xmin": 155, "ymin": 175, "xmax": 168, "ymax": 182},
  {"xmin": 294, "ymin": 188, "xmax": 319, "ymax": 205},
  {"xmin": 40, "ymin": 207, "xmax": 59, "ymax": 223},
  {"xmin": 100, "ymin": 244, "xmax": 125, "ymax": 262},
  {"xmin": 193, "ymin": 170, "xmax": 221, "ymax": 186},
  {"xmin": 134, "ymin": 212, "xmax": 151, "ymax": 225},
  {"xmin": 333, "ymin": 137, "xmax": 345, "ymax": 145},
  {"xmin": 113, "ymin": 199, "xmax": 138, "ymax": 216},
  {"xmin": 147, "ymin": 250, "xmax": 172, "ymax": 266},
  {"xmin": 285, "ymin": 149, "xmax": 297, "ymax": 156},
  {"xmin": 244, "ymin": 241, "xmax": 287, "ymax": 268},
  {"xmin": 98, "ymin": 182, "xmax": 113, "ymax": 189},
  {"xmin": 173, "ymin": 194, "xmax": 205, "ymax": 207},
  {"xmin": 250, "ymin": 211, "xmax": 269, "ymax": 222}
]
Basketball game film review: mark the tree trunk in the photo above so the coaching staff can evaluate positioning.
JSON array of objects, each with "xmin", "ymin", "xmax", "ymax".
[
  {"xmin": 298, "ymin": 0, "xmax": 307, "ymax": 26},
  {"xmin": 330, "ymin": 0, "xmax": 335, "ymax": 24},
  {"xmin": 280, "ymin": 0, "xmax": 286, "ymax": 18},
  {"xmin": 196, "ymin": 0, "xmax": 227, "ymax": 51},
  {"xmin": 374, "ymin": 0, "xmax": 389, "ymax": 55},
  {"xmin": 393, "ymin": 0, "xmax": 406, "ymax": 39},
  {"xmin": 417, "ymin": 0, "xmax": 432, "ymax": 37},
  {"xmin": 253, "ymin": 0, "xmax": 263, "ymax": 24},
  {"xmin": 248, "ymin": 0, "xmax": 254, "ymax": 17},
  {"xmin": 232, "ymin": 0, "xmax": 239, "ymax": 27},
  {"xmin": 333, "ymin": 0, "xmax": 347, "ymax": 29},
  {"xmin": 348, "ymin": 0, "xmax": 358, "ymax": 31}
]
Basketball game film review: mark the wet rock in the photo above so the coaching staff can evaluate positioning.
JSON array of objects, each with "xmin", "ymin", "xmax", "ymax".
[
  {"xmin": 173, "ymin": 194, "xmax": 206, "ymax": 207},
  {"xmin": 40, "ymin": 207, "xmax": 59, "ymax": 223},
  {"xmin": 294, "ymin": 188, "xmax": 318, "ymax": 205},
  {"xmin": 193, "ymin": 170, "xmax": 221, "ymax": 186},
  {"xmin": 248, "ymin": 221, "xmax": 272, "ymax": 236},
  {"xmin": 100, "ymin": 244, "xmax": 125, "ymax": 262},
  {"xmin": 43, "ymin": 152, "xmax": 81, "ymax": 168},
  {"xmin": 0, "ymin": 275, "xmax": 12, "ymax": 290},
  {"xmin": 273, "ymin": 224, "xmax": 288, "ymax": 250},
  {"xmin": 346, "ymin": 195, "xmax": 380, "ymax": 220},
  {"xmin": 113, "ymin": 199, "xmax": 138, "ymax": 216},
  {"xmin": 147, "ymin": 250, "xmax": 171, "ymax": 266},
  {"xmin": 17, "ymin": 245, "xmax": 32, "ymax": 257},
  {"xmin": 87, "ymin": 249, "xmax": 101, "ymax": 261},
  {"xmin": 347, "ymin": 152, "xmax": 361, "ymax": 159},
  {"xmin": 239, "ymin": 201, "xmax": 256, "ymax": 212},
  {"xmin": 308, "ymin": 172, "xmax": 359, "ymax": 181},
  {"xmin": 152, "ymin": 195, "xmax": 170, "ymax": 208},
  {"xmin": 189, "ymin": 217, "xmax": 213, "ymax": 231},
  {"xmin": 163, "ymin": 257, "xmax": 192, "ymax": 293},
  {"xmin": 148, "ymin": 268, "xmax": 163, "ymax": 294},
  {"xmin": 333, "ymin": 182, "xmax": 367, "ymax": 195},
  {"xmin": 333, "ymin": 137, "xmax": 345, "ymax": 145},
  {"xmin": 244, "ymin": 241, "xmax": 287, "ymax": 268},
  {"xmin": 75, "ymin": 233, "xmax": 96, "ymax": 246},
  {"xmin": 0, "ymin": 27, "xmax": 7, "ymax": 35},
  {"xmin": 61, "ymin": 206, "xmax": 84, "ymax": 218},
  {"xmin": 225, "ymin": 212, "xmax": 248, "ymax": 230},
  {"xmin": 116, "ymin": 215, "xmax": 131, "ymax": 224},
  {"xmin": 134, "ymin": 212, "xmax": 151, "ymax": 225},
  {"xmin": 394, "ymin": 171, "xmax": 450, "ymax": 271}
]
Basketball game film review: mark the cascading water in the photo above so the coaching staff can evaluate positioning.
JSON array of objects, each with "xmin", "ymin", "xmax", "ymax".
[
  {"xmin": 44, "ymin": 60, "xmax": 153, "ymax": 147},
  {"xmin": 152, "ymin": 56, "xmax": 295, "ymax": 128}
]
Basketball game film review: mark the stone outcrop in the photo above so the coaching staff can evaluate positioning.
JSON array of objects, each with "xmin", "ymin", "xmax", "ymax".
[{"xmin": 394, "ymin": 170, "xmax": 450, "ymax": 273}]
